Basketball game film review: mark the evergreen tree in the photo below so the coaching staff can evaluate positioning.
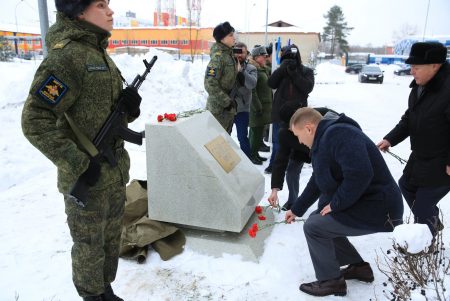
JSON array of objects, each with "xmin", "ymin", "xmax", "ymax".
[
  {"xmin": 0, "ymin": 36, "xmax": 14, "ymax": 62},
  {"xmin": 322, "ymin": 5, "xmax": 353, "ymax": 57}
]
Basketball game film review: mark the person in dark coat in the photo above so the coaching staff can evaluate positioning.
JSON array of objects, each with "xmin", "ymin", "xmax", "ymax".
[
  {"xmin": 286, "ymin": 108, "xmax": 404, "ymax": 297},
  {"xmin": 377, "ymin": 42, "xmax": 450, "ymax": 236},
  {"xmin": 265, "ymin": 44, "xmax": 314, "ymax": 174},
  {"xmin": 268, "ymin": 104, "xmax": 336, "ymax": 211}
]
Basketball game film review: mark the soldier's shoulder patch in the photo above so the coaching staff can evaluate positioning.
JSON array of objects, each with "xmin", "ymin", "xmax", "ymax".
[
  {"xmin": 206, "ymin": 66, "xmax": 217, "ymax": 78},
  {"xmin": 36, "ymin": 75, "xmax": 68, "ymax": 105},
  {"xmin": 52, "ymin": 39, "xmax": 71, "ymax": 50}
]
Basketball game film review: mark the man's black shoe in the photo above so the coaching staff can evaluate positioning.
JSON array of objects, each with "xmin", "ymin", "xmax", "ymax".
[
  {"xmin": 299, "ymin": 277, "xmax": 347, "ymax": 297},
  {"xmin": 104, "ymin": 284, "xmax": 124, "ymax": 301},
  {"xmin": 250, "ymin": 156, "xmax": 263, "ymax": 165},
  {"xmin": 257, "ymin": 155, "xmax": 267, "ymax": 162},
  {"xmin": 264, "ymin": 165, "xmax": 272, "ymax": 174},
  {"xmin": 341, "ymin": 262, "xmax": 374, "ymax": 283},
  {"xmin": 83, "ymin": 296, "xmax": 104, "ymax": 301},
  {"xmin": 259, "ymin": 144, "xmax": 270, "ymax": 152}
]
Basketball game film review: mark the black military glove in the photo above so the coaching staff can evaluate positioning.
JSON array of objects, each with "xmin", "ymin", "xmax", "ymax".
[
  {"xmin": 80, "ymin": 160, "xmax": 101, "ymax": 187},
  {"xmin": 121, "ymin": 87, "xmax": 142, "ymax": 117},
  {"xmin": 286, "ymin": 63, "xmax": 297, "ymax": 76},
  {"xmin": 225, "ymin": 99, "xmax": 237, "ymax": 111},
  {"xmin": 236, "ymin": 71, "xmax": 245, "ymax": 86}
]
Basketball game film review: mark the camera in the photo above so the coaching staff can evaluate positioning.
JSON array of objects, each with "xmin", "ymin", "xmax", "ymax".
[{"xmin": 232, "ymin": 47, "xmax": 243, "ymax": 54}]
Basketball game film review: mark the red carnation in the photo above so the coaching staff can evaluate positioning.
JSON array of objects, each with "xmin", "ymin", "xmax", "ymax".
[
  {"xmin": 255, "ymin": 206, "xmax": 263, "ymax": 214},
  {"xmin": 167, "ymin": 113, "xmax": 177, "ymax": 121},
  {"xmin": 157, "ymin": 115, "xmax": 164, "ymax": 122},
  {"xmin": 258, "ymin": 215, "xmax": 266, "ymax": 221},
  {"xmin": 164, "ymin": 113, "xmax": 169, "ymax": 119},
  {"xmin": 248, "ymin": 229, "xmax": 256, "ymax": 238},
  {"xmin": 251, "ymin": 223, "xmax": 259, "ymax": 232}
]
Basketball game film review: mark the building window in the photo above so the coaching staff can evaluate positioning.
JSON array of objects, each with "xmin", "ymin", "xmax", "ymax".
[
  {"xmin": 27, "ymin": 40, "xmax": 32, "ymax": 45},
  {"xmin": 160, "ymin": 40, "xmax": 168, "ymax": 45},
  {"xmin": 131, "ymin": 40, "xmax": 138, "ymax": 45},
  {"xmin": 122, "ymin": 40, "xmax": 127, "ymax": 45},
  {"xmin": 141, "ymin": 40, "xmax": 148, "ymax": 45},
  {"xmin": 112, "ymin": 40, "xmax": 119, "ymax": 45},
  {"xmin": 170, "ymin": 40, "xmax": 178, "ymax": 45},
  {"xmin": 151, "ymin": 40, "xmax": 158, "ymax": 45},
  {"xmin": 181, "ymin": 40, "xmax": 189, "ymax": 45}
]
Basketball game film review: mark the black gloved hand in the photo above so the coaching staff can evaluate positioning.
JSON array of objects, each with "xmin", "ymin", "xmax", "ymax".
[
  {"xmin": 225, "ymin": 100, "xmax": 237, "ymax": 111},
  {"xmin": 121, "ymin": 87, "xmax": 142, "ymax": 117},
  {"xmin": 286, "ymin": 63, "xmax": 297, "ymax": 76},
  {"xmin": 236, "ymin": 71, "xmax": 245, "ymax": 86},
  {"xmin": 80, "ymin": 160, "xmax": 101, "ymax": 187}
]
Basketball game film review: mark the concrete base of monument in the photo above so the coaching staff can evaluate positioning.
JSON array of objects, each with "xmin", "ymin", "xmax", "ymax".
[{"xmin": 179, "ymin": 210, "xmax": 275, "ymax": 262}]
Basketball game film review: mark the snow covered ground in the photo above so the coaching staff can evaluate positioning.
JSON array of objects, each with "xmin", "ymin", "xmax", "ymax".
[{"xmin": 0, "ymin": 51, "xmax": 449, "ymax": 301}]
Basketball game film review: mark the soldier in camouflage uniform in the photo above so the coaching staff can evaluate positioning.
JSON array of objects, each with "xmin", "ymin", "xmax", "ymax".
[
  {"xmin": 204, "ymin": 21, "xmax": 238, "ymax": 133},
  {"xmin": 21, "ymin": 1, "xmax": 141, "ymax": 300}
]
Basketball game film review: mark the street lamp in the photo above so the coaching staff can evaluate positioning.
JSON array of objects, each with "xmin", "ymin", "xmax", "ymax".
[{"xmin": 14, "ymin": 0, "xmax": 24, "ymax": 55}]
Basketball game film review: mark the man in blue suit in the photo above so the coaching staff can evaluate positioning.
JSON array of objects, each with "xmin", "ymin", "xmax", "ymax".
[{"xmin": 286, "ymin": 108, "xmax": 404, "ymax": 297}]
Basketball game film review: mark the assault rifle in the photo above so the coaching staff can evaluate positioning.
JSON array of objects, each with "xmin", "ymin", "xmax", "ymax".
[{"xmin": 68, "ymin": 55, "xmax": 158, "ymax": 207}]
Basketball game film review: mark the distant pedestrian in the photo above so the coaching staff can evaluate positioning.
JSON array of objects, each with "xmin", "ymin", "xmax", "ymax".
[
  {"xmin": 377, "ymin": 42, "xmax": 450, "ymax": 236},
  {"xmin": 231, "ymin": 42, "xmax": 257, "ymax": 157},
  {"xmin": 204, "ymin": 21, "xmax": 238, "ymax": 133},
  {"xmin": 265, "ymin": 44, "xmax": 314, "ymax": 174}
]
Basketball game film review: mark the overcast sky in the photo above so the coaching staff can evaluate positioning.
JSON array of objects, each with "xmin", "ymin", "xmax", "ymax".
[{"xmin": 1, "ymin": 0, "xmax": 449, "ymax": 46}]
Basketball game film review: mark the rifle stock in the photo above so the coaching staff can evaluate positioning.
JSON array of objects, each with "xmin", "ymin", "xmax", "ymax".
[{"xmin": 68, "ymin": 56, "xmax": 158, "ymax": 206}]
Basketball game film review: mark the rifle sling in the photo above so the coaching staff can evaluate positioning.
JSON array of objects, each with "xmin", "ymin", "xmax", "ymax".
[{"xmin": 64, "ymin": 113, "xmax": 99, "ymax": 158}]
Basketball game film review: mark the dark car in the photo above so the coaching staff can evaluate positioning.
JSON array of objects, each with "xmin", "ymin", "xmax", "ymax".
[
  {"xmin": 358, "ymin": 65, "xmax": 384, "ymax": 84},
  {"xmin": 394, "ymin": 64, "xmax": 411, "ymax": 76},
  {"xmin": 345, "ymin": 63, "xmax": 365, "ymax": 74}
]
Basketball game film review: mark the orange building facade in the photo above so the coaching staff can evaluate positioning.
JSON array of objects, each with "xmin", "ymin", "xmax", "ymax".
[
  {"xmin": 108, "ymin": 27, "xmax": 213, "ymax": 55},
  {"xmin": 0, "ymin": 29, "xmax": 42, "ymax": 55}
]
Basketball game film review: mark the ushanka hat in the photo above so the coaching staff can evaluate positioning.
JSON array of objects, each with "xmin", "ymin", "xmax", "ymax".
[
  {"xmin": 55, "ymin": 0, "xmax": 96, "ymax": 18},
  {"xmin": 213, "ymin": 22, "xmax": 235, "ymax": 42},
  {"xmin": 405, "ymin": 42, "xmax": 447, "ymax": 65}
]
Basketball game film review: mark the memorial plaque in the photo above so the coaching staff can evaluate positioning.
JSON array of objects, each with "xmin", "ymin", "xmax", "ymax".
[{"xmin": 204, "ymin": 135, "xmax": 241, "ymax": 173}]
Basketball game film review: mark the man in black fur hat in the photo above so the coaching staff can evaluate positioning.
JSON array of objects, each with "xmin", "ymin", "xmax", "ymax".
[{"xmin": 378, "ymin": 42, "xmax": 450, "ymax": 236}]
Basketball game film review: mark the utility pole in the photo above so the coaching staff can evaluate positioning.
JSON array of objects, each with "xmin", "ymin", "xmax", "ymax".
[
  {"xmin": 264, "ymin": 0, "xmax": 269, "ymax": 46},
  {"xmin": 37, "ymin": 0, "xmax": 49, "ymax": 57},
  {"xmin": 422, "ymin": 0, "xmax": 431, "ymax": 41}
]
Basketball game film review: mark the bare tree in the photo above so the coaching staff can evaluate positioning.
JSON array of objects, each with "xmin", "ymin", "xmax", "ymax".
[{"xmin": 392, "ymin": 23, "xmax": 418, "ymax": 43}]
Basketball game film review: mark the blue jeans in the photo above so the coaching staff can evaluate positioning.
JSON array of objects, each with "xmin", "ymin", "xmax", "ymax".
[
  {"xmin": 269, "ymin": 122, "xmax": 280, "ymax": 166},
  {"xmin": 285, "ymin": 159, "xmax": 304, "ymax": 207},
  {"xmin": 399, "ymin": 175, "xmax": 450, "ymax": 235},
  {"xmin": 233, "ymin": 112, "xmax": 251, "ymax": 157}
]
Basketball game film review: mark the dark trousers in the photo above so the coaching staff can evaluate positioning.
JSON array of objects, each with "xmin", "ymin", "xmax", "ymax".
[
  {"xmin": 303, "ymin": 213, "xmax": 375, "ymax": 281},
  {"xmin": 268, "ymin": 122, "xmax": 280, "ymax": 166},
  {"xmin": 233, "ymin": 112, "xmax": 251, "ymax": 157},
  {"xmin": 399, "ymin": 175, "xmax": 450, "ymax": 235},
  {"xmin": 249, "ymin": 125, "xmax": 264, "ymax": 157},
  {"xmin": 285, "ymin": 159, "xmax": 304, "ymax": 207}
]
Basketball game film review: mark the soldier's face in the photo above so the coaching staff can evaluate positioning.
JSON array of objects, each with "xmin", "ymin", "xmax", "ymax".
[
  {"xmin": 78, "ymin": 0, "xmax": 114, "ymax": 32},
  {"xmin": 221, "ymin": 32, "xmax": 236, "ymax": 48},
  {"xmin": 410, "ymin": 64, "xmax": 441, "ymax": 86}
]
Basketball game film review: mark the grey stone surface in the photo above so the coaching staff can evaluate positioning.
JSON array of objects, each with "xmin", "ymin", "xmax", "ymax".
[
  {"xmin": 145, "ymin": 111, "xmax": 265, "ymax": 233},
  {"xmin": 181, "ymin": 210, "xmax": 275, "ymax": 262}
]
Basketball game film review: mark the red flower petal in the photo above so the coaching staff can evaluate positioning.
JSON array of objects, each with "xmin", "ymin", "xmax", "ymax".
[
  {"xmin": 255, "ymin": 206, "xmax": 263, "ymax": 214},
  {"xmin": 258, "ymin": 215, "xmax": 266, "ymax": 220},
  {"xmin": 248, "ymin": 229, "xmax": 256, "ymax": 238},
  {"xmin": 251, "ymin": 223, "xmax": 259, "ymax": 232},
  {"xmin": 157, "ymin": 115, "xmax": 164, "ymax": 122},
  {"xmin": 164, "ymin": 113, "xmax": 169, "ymax": 118}
]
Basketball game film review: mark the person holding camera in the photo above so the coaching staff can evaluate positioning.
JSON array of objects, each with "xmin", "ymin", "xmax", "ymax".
[
  {"xmin": 231, "ymin": 42, "xmax": 257, "ymax": 158},
  {"xmin": 204, "ymin": 21, "xmax": 238, "ymax": 133},
  {"xmin": 248, "ymin": 46, "xmax": 273, "ymax": 164},
  {"xmin": 265, "ymin": 44, "xmax": 315, "ymax": 174},
  {"xmin": 21, "ymin": 1, "xmax": 140, "ymax": 300}
]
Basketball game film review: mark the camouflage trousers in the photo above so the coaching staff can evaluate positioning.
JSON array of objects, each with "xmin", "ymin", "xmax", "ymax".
[
  {"xmin": 64, "ymin": 182, "xmax": 126, "ymax": 297},
  {"xmin": 212, "ymin": 109, "xmax": 236, "ymax": 134}
]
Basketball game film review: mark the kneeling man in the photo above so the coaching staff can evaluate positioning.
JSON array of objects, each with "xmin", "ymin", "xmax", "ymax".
[{"xmin": 286, "ymin": 108, "xmax": 404, "ymax": 297}]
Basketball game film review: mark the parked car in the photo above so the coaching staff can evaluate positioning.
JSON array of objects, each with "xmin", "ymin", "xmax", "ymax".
[
  {"xmin": 345, "ymin": 63, "xmax": 365, "ymax": 74},
  {"xmin": 358, "ymin": 65, "xmax": 384, "ymax": 84},
  {"xmin": 394, "ymin": 64, "xmax": 411, "ymax": 76}
]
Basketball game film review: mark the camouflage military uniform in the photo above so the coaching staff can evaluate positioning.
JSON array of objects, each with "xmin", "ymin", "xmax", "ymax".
[
  {"xmin": 21, "ymin": 13, "xmax": 131, "ymax": 297},
  {"xmin": 204, "ymin": 42, "xmax": 238, "ymax": 133}
]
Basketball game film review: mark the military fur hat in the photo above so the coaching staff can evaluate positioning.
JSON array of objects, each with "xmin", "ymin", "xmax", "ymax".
[
  {"xmin": 405, "ymin": 42, "xmax": 447, "ymax": 65},
  {"xmin": 213, "ymin": 22, "xmax": 235, "ymax": 42},
  {"xmin": 55, "ymin": 0, "xmax": 96, "ymax": 18},
  {"xmin": 251, "ymin": 45, "xmax": 268, "ymax": 57}
]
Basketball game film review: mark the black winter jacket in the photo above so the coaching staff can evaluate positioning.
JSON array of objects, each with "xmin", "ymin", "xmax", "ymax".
[
  {"xmin": 268, "ymin": 59, "xmax": 314, "ymax": 123},
  {"xmin": 384, "ymin": 62, "xmax": 450, "ymax": 187}
]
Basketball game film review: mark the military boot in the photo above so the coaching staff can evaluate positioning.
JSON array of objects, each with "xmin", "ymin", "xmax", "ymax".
[
  {"xmin": 341, "ymin": 261, "xmax": 374, "ymax": 283},
  {"xmin": 83, "ymin": 295, "xmax": 104, "ymax": 301},
  {"xmin": 104, "ymin": 284, "xmax": 124, "ymax": 301}
]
